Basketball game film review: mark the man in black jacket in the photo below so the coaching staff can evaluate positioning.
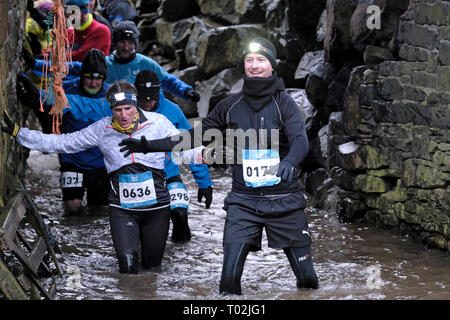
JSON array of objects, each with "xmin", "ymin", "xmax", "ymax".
[{"xmin": 118, "ymin": 38, "xmax": 319, "ymax": 294}]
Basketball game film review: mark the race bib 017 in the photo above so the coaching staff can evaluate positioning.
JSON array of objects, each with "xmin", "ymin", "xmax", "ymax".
[
  {"xmin": 168, "ymin": 182, "xmax": 190, "ymax": 210},
  {"xmin": 242, "ymin": 149, "xmax": 281, "ymax": 188},
  {"xmin": 118, "ymin": 172, "xmax": 157, "ymax": 209},
  {"xmin": 60, "ymin": 171, "xmax": 83, "ymax": 188}
]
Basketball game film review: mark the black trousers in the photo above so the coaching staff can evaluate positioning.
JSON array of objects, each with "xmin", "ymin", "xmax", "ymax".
[
  {"xmin": 220, "ymin": 192, "xmax": 319, "ymax": 294},
  {"xmin": 219, "ymin": 243, "xmax": 319, "ymax": 295},
  {"xmin": 109, "ymin": 205, "xmax": 170, "ymax": 273}
]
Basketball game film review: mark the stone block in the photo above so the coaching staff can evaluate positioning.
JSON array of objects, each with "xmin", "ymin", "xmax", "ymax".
[
  {"xmin": 430, "ymin": 107, "xmax": 450, "ymax": 129},
  {"xmin": 397, "ymin": 21, "xmax": 437, "ymax": 50},
  {"xmin": 379, "ymin": 77, "xmax": 403, "ymax": 100},
  {"xmin": 354, "ymin": 174, "xmax": 390, "ymax": 193},
  {"xmin": 439, "ymin": 40, "xmax": 450, "ymax": 65},
  {"xmin": 437, "ymin": 65, "xmax": 450, "ymax": 91},
  {"xmin": 402, "ymin": 160, "xmax": 446, "ymax": 188},
  {"xmin": 415, "ymin": 2, "xmax": 448, "ymax": 26},
  {"xmin": 403, "ymin": 86, "xmax": 426, "ymax": 102},
  {"xmin": 411, "ymin": 71, "xmax": 438, "ymax": 89},
  {"xmin": 398, "ymin": 43, "xmax": 431, "ymax": 62}
]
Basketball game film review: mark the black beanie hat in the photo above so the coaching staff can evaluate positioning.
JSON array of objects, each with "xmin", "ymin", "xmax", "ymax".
[
  {"xmin": 113, "ymin": 20, "xmax": 139, "ymax": 45},
  {"xmin": 242, "ymin": 37, "xmax": 277, "ymax": 69},
  {"xmin": 134, "ymin": 70, "xmax": 161, "ymax": 101},
  {"xmin": 81, "ymin": 48, "xmax": 107, "ymax": 79}
]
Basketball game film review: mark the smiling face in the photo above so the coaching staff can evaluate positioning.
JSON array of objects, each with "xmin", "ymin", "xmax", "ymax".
[
  {"xmin": 244, "ymin": 53, "xmax": 274, "ymax": 78},
  {"xmin": 112, "ymin": 104, "xmax": 137, "ymax": 128},
  {"xmin": 82, "ymin": 76, "xmax": 103, "ymax": 94}
]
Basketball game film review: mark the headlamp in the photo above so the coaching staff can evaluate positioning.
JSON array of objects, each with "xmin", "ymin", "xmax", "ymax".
[
  {"xmin": 113, "ymin": 92, "xmax": 136, "ymax": 102},
  {"xmin": 249, "ymin": 42, "xmax": 261, "ymax": 53},
  {"xmin": 83, "ymin": 72, "xmax": 105, "ymax": 79},
  {"xmin": 108, "ymin": 92, "xmax": 137, "ymax": 108},
  {"xmin": 242, "ymin": 41, "xmax": 276, "ymax": 59},
  {"xmin": 136, "ymin": 81, "xmax": 161, "ymax": 89}
]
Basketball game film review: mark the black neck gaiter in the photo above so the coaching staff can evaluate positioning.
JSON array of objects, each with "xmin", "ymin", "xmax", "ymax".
[
  {"xmin": 113, "ymin": 50, "xmax": 137, "ymax": 64},
  {"xmin": 242, "ymin": 73, "xmax": 285, "ymax": 112}
]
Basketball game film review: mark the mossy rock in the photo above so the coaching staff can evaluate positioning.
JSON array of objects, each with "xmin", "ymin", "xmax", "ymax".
[{"xmin": 354, "ymin": 174, "xmax": 389, "ymax": 193}]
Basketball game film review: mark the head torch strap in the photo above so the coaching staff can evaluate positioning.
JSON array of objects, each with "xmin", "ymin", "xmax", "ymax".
[
  {"xmin": 243, "ymin": 42, "xmax": 276, "ymax": 59},
  {"xmin": 109, "ymin": 92, "xmax": 137, "ymax": 108},
  {"xmin": 82, "ymin": 73, "xmax": 105, "ymax": 79}
]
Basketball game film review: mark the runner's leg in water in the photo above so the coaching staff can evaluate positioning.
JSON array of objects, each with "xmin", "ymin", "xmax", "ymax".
[
  {"xmin": 109, "ymin": 207, "xmax": 171, "ymax": 273},
  {"xmin": 109, "ymin": 207, "xmax": 140, "ymax": 274},
  {"xmin": 219, "ymin": 242, "xmax": 252, "ymax": 295},
  {"xmin": 140, "ymin": 207, "xmax": 170, "ymax": 269},
  {"xmin": 283, "ymin": 246, "xmax": 319, "ymax": 289},
  {"xmin": 170, "ymin": 207, "xmax": 191, "ymax": 242}
]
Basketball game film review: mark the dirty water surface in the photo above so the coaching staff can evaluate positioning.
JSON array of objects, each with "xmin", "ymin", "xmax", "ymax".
[{"xmin": 23, "ymin": 150, "xmax": 450, "ymax": 300}]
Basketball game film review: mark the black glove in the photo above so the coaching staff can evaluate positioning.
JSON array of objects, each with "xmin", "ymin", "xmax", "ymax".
[
  {"xmin": 26, "ymin": 33, "xmax": 42, "ymax": 57},
  {"xmin": 119, "ymin": 135, "xmax": 152, "ymax": 157},
  {"xmin": 184, "ymin": 88, "xmax": 200, "ymax": 103},
  {"xmin": 197, "ymin": 186, "xmax": 212, "ymax": 209},
  {"xmin": 16, "ymin": 73, "xmax": 41, "ymax": 111},
  {"xmin": 276, "ymin": 160, "xmax": 296, "ymax": 182},
  {"xmin": 1, "ymin": 111, "xmax": 20, "ymax": 137},
  {"xmin": 22, "ymin": 46, "xmax": 37, "ymax": 70}
]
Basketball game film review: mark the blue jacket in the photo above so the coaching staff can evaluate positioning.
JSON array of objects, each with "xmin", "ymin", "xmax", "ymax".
[
  {"xmin": 61, "ymin": 92, "xmax": 212, "ymax": 189},
  {"xmin": 155, "ymin": 95, "xmax": 212, "ymax": 189},
  {"xmin": 106, "ymin": 53, "xmax": 191, "ymax": 99},
  {"xmin": 34, "ymin": 54, "xmax": 191, "ymax": 100},
  {"xmin": 57, "ymin": 79, "xmax": 110, "ymax": 170}
]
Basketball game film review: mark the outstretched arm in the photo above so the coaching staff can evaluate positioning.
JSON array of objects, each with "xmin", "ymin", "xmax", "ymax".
[
  {"xmin": 1, "ymin": 111, "xmax": 104, "ymax": 154},
  {"xmin": 119, "ymin": 99, "xmax": 228, "ymax": 156}
]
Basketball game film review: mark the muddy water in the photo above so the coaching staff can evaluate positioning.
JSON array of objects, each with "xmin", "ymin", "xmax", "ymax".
[{"xmin": 23, "ymin": 150, "xmax": 450, "ymax": 300}]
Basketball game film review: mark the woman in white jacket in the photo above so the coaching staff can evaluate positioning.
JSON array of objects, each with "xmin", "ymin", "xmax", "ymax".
[{"xmin": 1, "ymin": 81, "xmax": 203, "ymax": 274}]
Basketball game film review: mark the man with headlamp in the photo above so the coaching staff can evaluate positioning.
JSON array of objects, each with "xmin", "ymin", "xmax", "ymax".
[{"xmin": 118, "ymin": 37, "xmax": 319, "ymax": 293}]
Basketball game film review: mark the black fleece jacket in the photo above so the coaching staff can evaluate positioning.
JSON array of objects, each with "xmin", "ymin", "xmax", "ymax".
[{"xmin": 141, "ymin": 75, "xmax": 309, "ymax": 195}]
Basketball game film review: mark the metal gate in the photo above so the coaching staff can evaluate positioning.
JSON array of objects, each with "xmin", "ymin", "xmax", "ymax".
[{"xmin": 0, "ymin": 189, "xmax": 61, "ymax": 300}]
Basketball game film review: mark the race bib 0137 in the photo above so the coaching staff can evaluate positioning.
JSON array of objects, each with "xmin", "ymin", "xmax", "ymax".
[
  {"xmin": 60, "ymin": 171, "xmax": 83, "ymax": 188},
  {"xmin": 242, "ymin": 149, "xmax": 281, "ymax": 188}
]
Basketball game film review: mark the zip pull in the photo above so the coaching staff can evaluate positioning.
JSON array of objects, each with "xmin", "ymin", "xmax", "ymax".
[{"xmin": 261, "ymin": 116, "xmax": 265, "ymax": 129}]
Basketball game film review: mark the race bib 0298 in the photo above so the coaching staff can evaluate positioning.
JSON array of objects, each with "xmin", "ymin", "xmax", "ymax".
[
  {"xmin": 118, "ymin": 172, "xmax": 157, "ymax": 209},
  {"xmin": 242, "ymin": 149, "xmax": 281, "ymax": 188},
  {"xmin": 168, "ymin": 182, "xmax": 190, "ymax": 210}
]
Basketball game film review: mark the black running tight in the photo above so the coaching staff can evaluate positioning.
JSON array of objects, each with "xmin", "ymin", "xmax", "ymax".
[
  {"xmin": 109, "ymin": 206, "xmax": 170, "ymax": 274},
  {"xmin": 219, "ymin": 243, "xmax": 318, "ymax": 295}
]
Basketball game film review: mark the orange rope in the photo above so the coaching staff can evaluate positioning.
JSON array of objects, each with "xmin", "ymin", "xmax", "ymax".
[{"xmin": 39, "ymin": 0, "xmax": 72, "ymax": 134}]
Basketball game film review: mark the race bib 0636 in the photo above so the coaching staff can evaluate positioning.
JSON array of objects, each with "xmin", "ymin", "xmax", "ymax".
[
  {"xmin": 118, "ymin": 172, "xmax": 157, "ymax": 209},
  {"xmin": 242, "ymin": 149, "xmax": 281, "ymax": 188}
]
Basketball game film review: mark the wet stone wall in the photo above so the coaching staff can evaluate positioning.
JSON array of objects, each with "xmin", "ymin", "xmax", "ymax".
[
  {"xmin": 0, "ymin": 0, "xmax": 28, "ymax": 208},
  {"xmin": 332, "ymin": 0, "xmax": 450, "ymax": 251}
]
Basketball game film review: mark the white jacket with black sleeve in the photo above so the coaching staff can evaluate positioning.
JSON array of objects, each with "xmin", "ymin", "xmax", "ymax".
[{"xmin": 16, "ymin": 109, "xmax": 203, "ymax": 211}]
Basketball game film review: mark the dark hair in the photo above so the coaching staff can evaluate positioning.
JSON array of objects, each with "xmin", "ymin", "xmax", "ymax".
[
  {"xmin": 107, "ymin": 81, "xmax": 136, "ymax": 99},
  {"xmin": 106, "ymin": 81, "xmax": 138, "ymax": 108}
]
